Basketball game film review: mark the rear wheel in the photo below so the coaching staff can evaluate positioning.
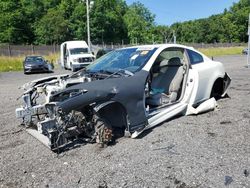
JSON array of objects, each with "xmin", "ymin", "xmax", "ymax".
[{"xmin": 210, "ymin": 79, "xmax": 223, "ymax": 99}]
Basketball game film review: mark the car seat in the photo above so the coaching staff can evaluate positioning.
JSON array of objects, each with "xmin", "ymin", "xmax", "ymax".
[{"xmin": 146, "ymin": 57, "xmax": 184, "ymax": 106}]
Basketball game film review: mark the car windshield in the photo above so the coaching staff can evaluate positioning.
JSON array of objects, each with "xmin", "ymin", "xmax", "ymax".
[
  {"xmin": 86, "ymin": 47, "xmax": 157, "ymax": 73},
  {"xmin": 25, "ymin": 56, "xmax": 44, "ymax": 63},
  {"xmin": 70, "ymin": 48, "xmax": 89, "ymax": 55}
]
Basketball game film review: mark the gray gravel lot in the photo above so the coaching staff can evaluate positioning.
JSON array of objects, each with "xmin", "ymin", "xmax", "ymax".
[{"xmin": 0, "ymin": 55, "xmax": 250, "ymax": 188}]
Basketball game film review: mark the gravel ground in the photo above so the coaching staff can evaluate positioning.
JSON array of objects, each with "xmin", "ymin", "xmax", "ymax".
[{"xmin": 0, "ymin": 55, "xmax": 250, "ymax": 188}]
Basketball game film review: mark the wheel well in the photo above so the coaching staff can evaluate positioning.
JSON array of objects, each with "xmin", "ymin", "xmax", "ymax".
[
  {"xmin": 210, "ymin": 78, "xmax": 224, "ymax": 98},
  {"xmin": 97, "ymin": 102, "xmax": 128, "ymax": 129}
]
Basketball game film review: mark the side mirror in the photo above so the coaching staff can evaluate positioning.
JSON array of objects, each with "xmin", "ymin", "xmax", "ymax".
[
  {"xmin": 92, "ymin": 52, "xmax": 95, "ymax": 56},
  {"xmin": 47, "ymin": 62, "xmax": 54, "ymax": 70},
  {"xmin": 51, "ymin": 63, "xmax": 54, "ymax": 69}
]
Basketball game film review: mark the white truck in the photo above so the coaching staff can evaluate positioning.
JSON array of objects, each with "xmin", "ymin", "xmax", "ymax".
[{"xmin": 60, "ymin": 41, "xmax": 95, "ymax": 72}]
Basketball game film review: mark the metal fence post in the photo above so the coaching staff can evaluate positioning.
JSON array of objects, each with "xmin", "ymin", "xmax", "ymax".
[
  {"xmin": 31, "ymin": 44, "xmax": 34, "ymax": 54},
  {"xmin": 247, "ymin": 13, "xmax": 250, "ymax": 67},
  {"xmin": 8, "ymin": 44, "xmax": 11, "ymax": 57},
  {"xmin": 53, "ymin": 43, "xmax": 56, "ymax": 53}
]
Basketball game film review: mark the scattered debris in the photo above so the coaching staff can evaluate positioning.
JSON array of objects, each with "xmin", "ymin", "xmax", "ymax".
[
  {"xmin": 224, "ymin": 176, "xmax": 233, "ymax": 186},
  {"xmin": 207, "ymin": 132, "xmax": 217, "ymax": 137},
  {"xmin": 77, "ymin": 177, "xmax": 81, "ymax": 184},
  {"xmin": 244, "ymin": 169, "xmax": 249, "ymax": 177},
  {"xmin": 0, "ymin": 129, "xmax": 23, "ymax": 137},
  {"xmin": 176, "ymin": 182, "xmax": 188, "ymax": 188},
  {"xmin": 98, "ymin": 180, "xmax": 108, "ymax": 188},
  {"xmin": 186, "ymin": 97, "xmax": 218, "ymax": 115},
  {"xmin": 220, "ymin": 120, "xmax": 232, "ymax": 125},
  {"xmin": 174, "ymin": 178, "xmax": 181, "ymax": 184},
  {"xmin": 152, "ymin": 144, "xmax": 179, "ymax": 155}
]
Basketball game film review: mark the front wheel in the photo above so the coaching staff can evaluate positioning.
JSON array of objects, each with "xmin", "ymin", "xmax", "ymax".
[
  {"xmin": 70, "ymin": 63, "xmax": 76, "ymax": 72},
  {"xmin": 94, "ymin": 116, "xmax": 113, "ymax": 147}
]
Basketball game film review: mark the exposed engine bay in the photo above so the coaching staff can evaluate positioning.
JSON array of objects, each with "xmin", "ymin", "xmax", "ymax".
[{"xmin": 16, "ymin": 71, "xmax": 125, "ymax": 151}]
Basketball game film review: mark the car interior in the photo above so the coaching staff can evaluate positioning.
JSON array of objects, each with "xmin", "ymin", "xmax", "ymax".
[{"xmin": 145, "ymin": 48, "xmax": 188, "ymax": 109}]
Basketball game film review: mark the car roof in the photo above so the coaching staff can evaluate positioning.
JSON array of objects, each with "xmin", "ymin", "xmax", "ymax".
[
  {"xmin": 61, "ymin": 41, "xmax": 89, "ymax": 48},
  {"xmin": 25, "ymin": 56, "xmax": 43, "ymax": 58},
  {"xmin": 122, "ymin": 44, "xmax": 195, "ymax": 50}
]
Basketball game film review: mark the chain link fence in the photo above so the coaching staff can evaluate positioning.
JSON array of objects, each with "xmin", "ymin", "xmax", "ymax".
[
  {"xmin": 0, "ymin": 43, "xmax": 246, "ymax": 57},
  {"xmin": 0, "ymin": 44, "xmax": 60, "ymax": 56}
]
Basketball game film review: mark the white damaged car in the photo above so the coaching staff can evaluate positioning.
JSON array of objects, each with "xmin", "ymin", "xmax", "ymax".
[{"xmin": 16, "ymin": 44, "xmax": 231, "ymax": 151}]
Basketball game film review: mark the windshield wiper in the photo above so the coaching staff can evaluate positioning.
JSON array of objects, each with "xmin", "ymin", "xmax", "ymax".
[{"xmin": 105, "ymin": 69, "xmax": 134, "ymax": 79}]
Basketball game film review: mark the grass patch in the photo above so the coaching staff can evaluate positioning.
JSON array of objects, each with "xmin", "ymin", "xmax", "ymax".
[
  {"xmin": 0, "ymin": 53, "xmax": 59, "ymax": 72},
  {"xmin": 198, "ymin": 46, "xmax": 244, "ymax": 57},
  {"xmin": 0, "ymin": 56, "xmax": 23, "ymax": 72},
  {"xmin": 0, "ymin": 47, "xmax": 245, "ymax": 72}
]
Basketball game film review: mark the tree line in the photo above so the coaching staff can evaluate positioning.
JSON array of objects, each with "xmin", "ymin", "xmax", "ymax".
[{"xmin": 0, "ymin": 0, "xmax": 249, "ymax": 45}]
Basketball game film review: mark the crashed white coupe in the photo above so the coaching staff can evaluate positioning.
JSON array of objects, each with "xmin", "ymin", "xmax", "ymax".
[{"xmin": 16, "ymin": 44, "xmax": 231, "ymax": 151}]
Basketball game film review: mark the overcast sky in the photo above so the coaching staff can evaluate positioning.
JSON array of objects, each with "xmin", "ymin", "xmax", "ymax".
[{"xmin": 125, "ymin": 0, "xmax": 239, "ymax": 25}]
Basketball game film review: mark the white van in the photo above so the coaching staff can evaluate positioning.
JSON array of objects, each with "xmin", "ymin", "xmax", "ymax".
[{"xmin": 60, "ymin": 41, "xmax": 95, "ymax": 72}]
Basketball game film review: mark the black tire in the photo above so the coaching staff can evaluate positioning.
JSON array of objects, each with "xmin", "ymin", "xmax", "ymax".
[
  {"xmin": 94, "ymin": 116, "xmax": 113, "ymax": 147},
  {"xmin": 70, "ymin": 63, "xmax": 76, "ymax": 72},
  {"xmin": 210, "ymin": 79, "xmax": 223, "ymax": 100},
  {"xmin": 64, "ymin": 64, "xmax": 67, "ymax": 70}
]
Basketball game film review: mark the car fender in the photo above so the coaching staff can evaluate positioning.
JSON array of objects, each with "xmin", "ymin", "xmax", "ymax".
[
  {"xmin": 53, "ymin": 70, "xmax": 149, "ymax": 132},
  {"xmin": 94, "ymin": 101, "xmax": 128, "ymax": 129},
  {"xmin": 191, "ymin": 60, "xmax": 225, "ymax": 104},
  {"xmin": 94, "ymin": 101, "xmax": 116, "ymax": 112},
  {"xmin": 206, "ymin": 61, "xmax": 226, "ymax": 97}
]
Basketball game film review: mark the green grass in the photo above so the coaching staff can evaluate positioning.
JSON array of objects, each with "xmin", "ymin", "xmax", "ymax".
[
  {"xmin": 0, "ymin": 47, "xmax": 245, "ymax": 72},
  {"xmin": 0, "ymin": 53, "xmax": 59, "ymax": 72},
  {"xmin": 198, "ymin": 46, "xmax": 244, "ymax": 57},
  {"xmin": 0, "ymin": 56, "xmax": 23, "ymax": 72}
]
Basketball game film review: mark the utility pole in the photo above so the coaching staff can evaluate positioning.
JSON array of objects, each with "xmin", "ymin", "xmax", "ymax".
[
  {"xmin": 86, "ymin": 0, "xmax": 91, "ymax": 51},
  {"xmin": 247, "ymin": 13, "xmax": 250, "ymax": 67},
  {"xmin": 173, "ymin": 30, "xmax": 176, "ymax": 44}
]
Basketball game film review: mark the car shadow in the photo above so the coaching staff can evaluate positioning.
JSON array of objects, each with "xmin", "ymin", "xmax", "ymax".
[
  {"xmin": 24, "ymin": 71, "xmax": 54, "ymax": 75},
  {"xmin": 215, "ymin": 93, "xmax": 231, "ymax": 101},
  {"xmin": 136, "ymin": 114, "xmax": 183, "ymax": 139},
  {"xmin": 53, "ymin": 128, "xmax": 125, "ymax": 153},
  {"xmin": 52, "ymin": 139, "xmax": 89, "ymax": 154}
]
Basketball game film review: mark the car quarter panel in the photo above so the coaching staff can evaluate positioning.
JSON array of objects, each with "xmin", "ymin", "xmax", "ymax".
[{"xmin": 191, "ymin": 59, "xmax": 225, "ymax": 104}]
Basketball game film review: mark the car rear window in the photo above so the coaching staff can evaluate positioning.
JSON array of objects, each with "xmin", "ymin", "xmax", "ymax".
[
  {"xmin": 187, "ymin": 49, "xmax": 204, "ymax": 64},
  {"xmin": 25, "ymin": 57, "xmax": 44, "ymax": 63}
]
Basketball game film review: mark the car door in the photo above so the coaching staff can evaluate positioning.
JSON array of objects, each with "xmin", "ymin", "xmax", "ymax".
[
  {"xmin": 143, "ymin": 47, "xmax": 190, "ymax": 134},
  {"xmin": 187, "ymin": 49, "xmax": 216, "ymax": 104}
]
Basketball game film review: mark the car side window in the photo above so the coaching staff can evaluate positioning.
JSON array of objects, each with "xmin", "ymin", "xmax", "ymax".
[
  {"xmin": 159, "ymin": 49, "xmax": 184, "ymax": 62},
  {"xmin": 153, "ymin": 48, "xmax": 184, "ymax": 70},
  {"xmin": 187, "ymin": 49, "xmax": 203, "ymax": 64}
]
